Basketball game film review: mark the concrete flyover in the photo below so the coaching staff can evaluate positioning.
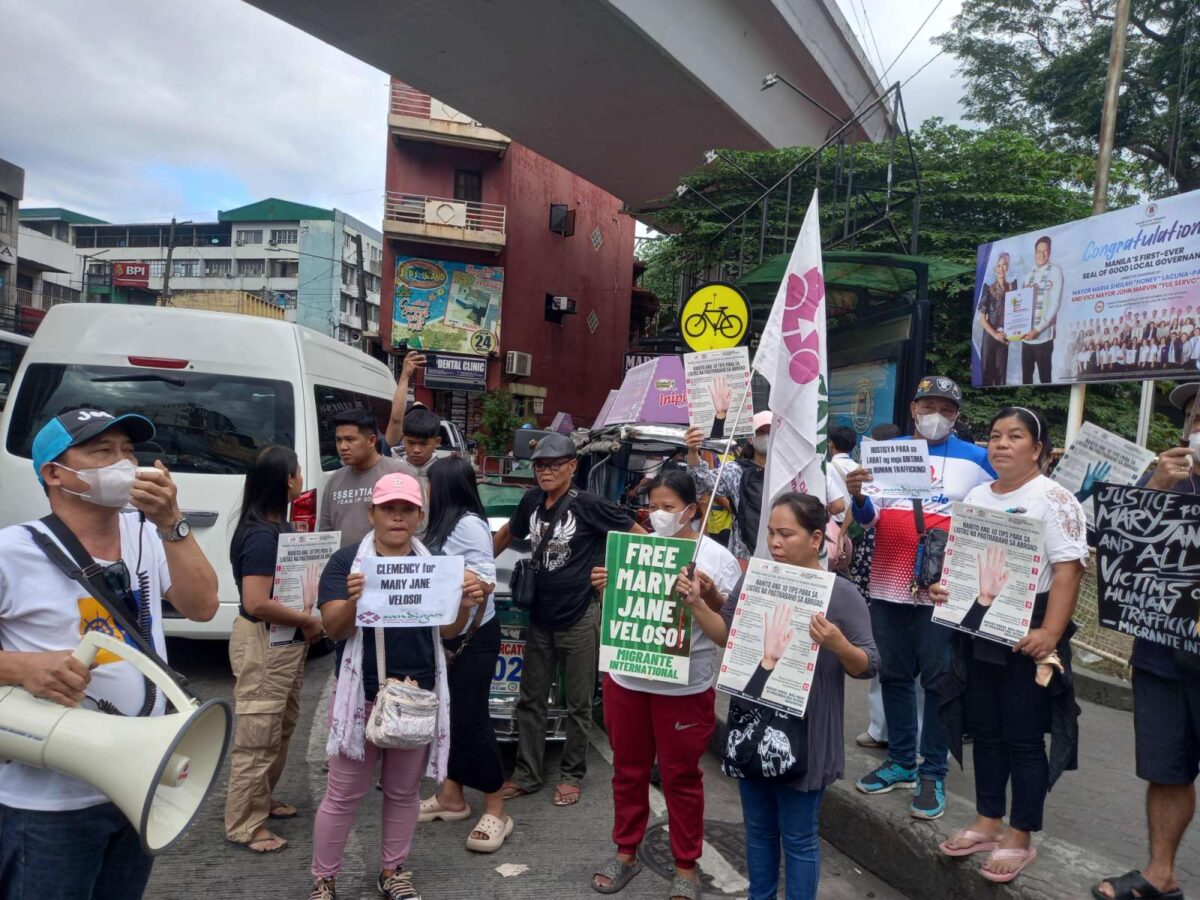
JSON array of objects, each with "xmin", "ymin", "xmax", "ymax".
[{"xmin": 243, "ymin": 0, "xmax": 888, "ymax": 208}]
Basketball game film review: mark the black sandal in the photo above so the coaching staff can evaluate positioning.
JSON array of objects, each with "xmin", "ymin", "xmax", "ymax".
[
  {"xmin": 591, "ymin": 857, "xmax": 642, "ymax": 894},
  {"xmin": 1092, "ymin": 870, "xmax": 1184, "ymax": 900}
]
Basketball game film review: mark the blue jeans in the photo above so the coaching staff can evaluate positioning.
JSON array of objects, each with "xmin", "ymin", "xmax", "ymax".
[
  {"xmin": 738, "ymin": 780, "xmax": 824, "ymax": 900},
  {"xmin": 870, "ymin": 600, "xmax": 950, "ymax": 779},
  {"xmin": 0, "ymin": 802, "xmax": 153, "ymax": 900}
]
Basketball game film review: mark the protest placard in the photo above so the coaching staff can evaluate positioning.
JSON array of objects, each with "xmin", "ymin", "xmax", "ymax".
[
  {"xmin": 1050, "ymin": 421, "xmax": 1156, "ymax": 528},
  {"xmin": 600, "ymin": 532, "xmax": 695, "ymax": 685},
  {"xmin": 1003, "ymin": 287, "xmax": 1035, "ymax": 341},
  {"xmin": 1095, "ymin": 484, "xmax": 1200, "ymax": 656},
  {"xmin": 859, "ymin": 438, "xmax": 934, "ymax": 499},
  {"xmin": 683, "ymin": 347, "xmax": 754, "ymax": 437},
  {"xmin": 357, "ymin": 555, "xmax": 466, "ymax": 627},
  {"xmin": 931, "ymin": 503, "xmax": 1044, "ymax": 646},
  {"xmin": 716, "ymin": 558, "xmax": 835, "ymax": 717},
  {"xmin": 269, "ymin": 531, "xmax": 342, "ymax": 647}
]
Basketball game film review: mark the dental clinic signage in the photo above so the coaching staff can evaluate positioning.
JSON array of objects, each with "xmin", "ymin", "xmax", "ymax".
[
  {"xmin": 424, "ymin": 352, "xmax": 488, "ymax": 392},
  {"xmin": 971, "ymin": 188, "xmax": 1200, "ymax": 387}
]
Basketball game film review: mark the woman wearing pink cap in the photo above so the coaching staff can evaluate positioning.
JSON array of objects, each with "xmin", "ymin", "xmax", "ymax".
[{"xmin": 307, "ymin": 472, "xmax": 485, "ymax": 900}]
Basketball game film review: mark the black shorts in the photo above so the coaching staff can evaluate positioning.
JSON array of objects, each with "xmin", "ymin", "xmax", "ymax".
[{"xmin": 1133, "ymin": 668, "xmax": 1200, "ymax": 785}]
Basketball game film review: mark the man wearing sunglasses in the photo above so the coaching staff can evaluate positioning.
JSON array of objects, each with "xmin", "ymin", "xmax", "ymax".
[
  {"xmin": 0, "ymin": 406, "xmax": 218, "ymax": 900},
  {"xmin": 493, "ymin": 432, "xmax": 645, "ymax": 808}
]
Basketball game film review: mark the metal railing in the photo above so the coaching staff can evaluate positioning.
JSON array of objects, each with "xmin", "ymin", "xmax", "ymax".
[
  {"xmin": 384, "ymin": 192, "xmax": 506, "ymax": 238},
  {"xmin": 14, "ymin": 286, "xmax": 78, "ymax": 311},
  {"xmin": 390, "ymin": 83, "xmax": 487, "ymax": 127}
]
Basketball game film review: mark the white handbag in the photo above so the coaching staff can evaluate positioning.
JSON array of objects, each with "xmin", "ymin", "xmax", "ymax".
[{"xmin": 365, "ymin": 626, "xmax": 438, "ymax": 750}]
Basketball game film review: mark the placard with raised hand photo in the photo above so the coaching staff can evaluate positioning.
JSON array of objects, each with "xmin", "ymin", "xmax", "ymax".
[
  {"xmin": 600, "ymin": 532, "xmax": 696, "ymax": 685},
  {"xmin": 1050, "ymin": 421, "xmax": 1156, "ymax": 528},
  {"xmin": 270, "ymin": 531, "xmax": 342, "ymax": 647},
  {"xmin": 931, "ymin": 503, "xmax": 1044, "ymax": 646},
  {"xmin": 683, "ymin": 346, "xmax": 754, "ymax": 437}
]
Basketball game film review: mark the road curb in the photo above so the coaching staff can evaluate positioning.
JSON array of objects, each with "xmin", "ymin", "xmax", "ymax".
[
  {"xmin": 1073, "ymin": 665, "xmax": 1134, "ymax": 712},
  {"xmin": 707, "ymin": 696, "xmax": 1127, "ymax": 900}
]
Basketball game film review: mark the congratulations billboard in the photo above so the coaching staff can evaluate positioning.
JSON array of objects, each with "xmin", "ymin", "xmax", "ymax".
[
  {"xmin": 392, "ymin": 256, "xmax": 503, "ymax": 357},
  {"xmin": 971, "ymin": 189, "xmax": 1200, "ymax": 387}
]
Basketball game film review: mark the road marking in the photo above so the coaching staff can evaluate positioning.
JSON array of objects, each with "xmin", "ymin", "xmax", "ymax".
[{"xmin": 588, "ymin": 731, "xmax": 749, "ymax": 895}]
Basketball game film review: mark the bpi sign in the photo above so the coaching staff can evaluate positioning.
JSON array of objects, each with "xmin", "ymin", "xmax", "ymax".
[{"xmin": 112, "ymin": 262, "xmax": 151, "ymax": 287}]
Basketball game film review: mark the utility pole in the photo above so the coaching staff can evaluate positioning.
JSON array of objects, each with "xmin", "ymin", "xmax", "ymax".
[
  {"xmin": 160, "ymin": 217, "xmax": 178, "ymax": 307},
  {"xmin": 1067, "ymin": 0, "xmax": 1130, "ymax": 445},
  {"xmin": 352, "ymin": 233, "xmax": 367, "ymax": 351}
]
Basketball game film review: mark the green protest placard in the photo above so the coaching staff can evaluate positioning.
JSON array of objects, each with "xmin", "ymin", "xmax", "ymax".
[{"xmin": 600, "ymin": 532, "xmax": 695, "ymax": 685}]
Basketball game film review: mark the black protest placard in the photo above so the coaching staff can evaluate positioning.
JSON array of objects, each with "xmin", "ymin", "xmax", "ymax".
[{"xmin": 1095, "ymin": 484, "xmax": 1200, "ymax": 657}]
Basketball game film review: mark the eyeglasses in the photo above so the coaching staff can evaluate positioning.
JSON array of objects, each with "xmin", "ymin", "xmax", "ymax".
[{"xmin": 532, "ymin": 459, "xmax": 572, "ymax": 473}]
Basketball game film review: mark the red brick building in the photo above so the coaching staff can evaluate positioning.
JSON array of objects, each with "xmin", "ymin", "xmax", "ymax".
[{"xmin": 381, "ymin": 80, "xmax": 636, "ymax": 435}]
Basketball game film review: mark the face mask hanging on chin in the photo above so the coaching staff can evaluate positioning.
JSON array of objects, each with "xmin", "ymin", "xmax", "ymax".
[{"xmin": 57, "ymin": 459, "xmax": 138, "ymax": 508}]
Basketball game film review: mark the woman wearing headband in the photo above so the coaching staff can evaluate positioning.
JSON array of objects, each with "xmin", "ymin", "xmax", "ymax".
[{"xmin": 931, "ymin": 406, "xmax": 1088, "ymax": 884}]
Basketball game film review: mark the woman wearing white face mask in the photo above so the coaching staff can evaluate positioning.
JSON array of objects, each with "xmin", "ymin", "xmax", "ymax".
[{"xmin": 588, "ymin": 470, "xmax": 741, "ymax": 899}]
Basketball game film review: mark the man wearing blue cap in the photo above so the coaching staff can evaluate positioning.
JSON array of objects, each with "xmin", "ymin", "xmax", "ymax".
[{"xmin": 0, "ymin": 406, "xmax": 218, "ymax": 900}]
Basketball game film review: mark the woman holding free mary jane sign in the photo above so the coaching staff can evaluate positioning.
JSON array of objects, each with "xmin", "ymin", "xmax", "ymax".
[
  {"xmin": 932, "ymin": 406, "xmax": 1087, "ymax": 885},
  {"xmin": 587, "ymin": 469, "xmax": 742, "ymax": 900}
]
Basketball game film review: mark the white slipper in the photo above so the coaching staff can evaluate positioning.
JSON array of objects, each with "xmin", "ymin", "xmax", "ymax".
[
  {"xmin": 418, "ymin": 796, "xmax": 472, "ymax": 823},
  {"xmin": 465, "ymin": 814, "xmax": 514, "ymax": 853}
]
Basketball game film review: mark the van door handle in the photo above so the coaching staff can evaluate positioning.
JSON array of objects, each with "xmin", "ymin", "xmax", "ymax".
[{"xmin": 182, "ymin": 510, "xmax": 219, "ymax": 528}]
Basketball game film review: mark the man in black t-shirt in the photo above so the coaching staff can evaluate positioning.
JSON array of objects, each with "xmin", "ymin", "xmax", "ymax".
[{"xmin": 493, "ymin": 432, "xmax": 642, "ymax": 805}]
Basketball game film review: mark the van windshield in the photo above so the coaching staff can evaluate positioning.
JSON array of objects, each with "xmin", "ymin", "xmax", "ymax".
[{"xmin": 7, "ymin": 363, "xmax": 295, "ymax": 475}]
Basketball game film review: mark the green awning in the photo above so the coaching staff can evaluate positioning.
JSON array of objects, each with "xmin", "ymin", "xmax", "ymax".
[{"xmin": 738, "ymin": 251, "xmax": 972, "ymax": 306}]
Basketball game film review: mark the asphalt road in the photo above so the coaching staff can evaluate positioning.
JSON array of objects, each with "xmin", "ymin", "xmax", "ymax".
[{"xmin": 145, "ymin": 638, "xmax": 910, "ymax": 900}]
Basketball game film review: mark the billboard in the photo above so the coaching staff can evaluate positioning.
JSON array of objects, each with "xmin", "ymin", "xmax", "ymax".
[
  {"xmin": 112, "ymin": 261, "xmax": 150, "ymax": 287},
  {"xmin": 392, "ymin": 256, "xmax": 503, "ymax": 357},
  {"xmin": 971, "ymin": 189, "xmax": 1200, "ymax": 387}
]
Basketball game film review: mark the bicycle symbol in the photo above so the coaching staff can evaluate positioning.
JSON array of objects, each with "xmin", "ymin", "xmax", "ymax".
[{"xmin": 683, "ymin": 301, "xmax": 744, "ymax": 341}]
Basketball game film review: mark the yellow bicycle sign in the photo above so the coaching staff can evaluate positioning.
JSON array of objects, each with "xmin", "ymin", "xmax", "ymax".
[{"xmin": 678, "ymin": 282, "xmax": 751, "ymax": 351}]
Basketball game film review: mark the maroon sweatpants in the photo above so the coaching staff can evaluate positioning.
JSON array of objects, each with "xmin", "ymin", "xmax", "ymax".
[{"xmin": 602, "ymin": 674, "xmax": 716, "ymax": 869}]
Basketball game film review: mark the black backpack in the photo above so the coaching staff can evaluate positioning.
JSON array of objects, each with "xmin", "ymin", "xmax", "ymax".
[{"xmin": 734, "ymin": 459, "xmax": 764, "ymax": 548}]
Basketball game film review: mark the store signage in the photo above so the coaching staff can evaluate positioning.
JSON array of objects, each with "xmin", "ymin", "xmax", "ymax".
[
  {"xmin": 424, "ymin": 352, "xmax": 488, "ymax": 392},
  {"xmin": 393, "ymin": 256, "xmax": 503, "ymax": 357},
  {"xmin": 112, "ymin": 262, "xmax": 151, "ymax": 287}
]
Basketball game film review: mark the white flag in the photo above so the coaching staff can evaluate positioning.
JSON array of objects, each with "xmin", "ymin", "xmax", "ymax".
[{"xmin": 751, "ymin": 191, "xmax": 828, "ymax": 557}]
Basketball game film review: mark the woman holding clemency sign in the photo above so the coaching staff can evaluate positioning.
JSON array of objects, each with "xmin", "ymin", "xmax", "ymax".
[{"xmin": 932, "ymin": 406, "xmax": 1087, "ymax": 884}]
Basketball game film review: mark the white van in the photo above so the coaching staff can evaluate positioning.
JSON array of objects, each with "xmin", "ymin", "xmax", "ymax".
[{"xmin": 0, "ymin": 304, "xmax": 396, "ymax": 639}]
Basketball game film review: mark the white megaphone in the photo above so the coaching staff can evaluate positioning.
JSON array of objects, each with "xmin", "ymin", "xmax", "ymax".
[{"xmin": 0, "ymin": 630, "xmax": 231, "ymax": 855}]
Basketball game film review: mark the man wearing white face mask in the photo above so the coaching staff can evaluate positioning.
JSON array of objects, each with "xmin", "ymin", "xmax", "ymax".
[
  {"xmin": 0, "ymin": 406, "xmax": 218, "ymax": 900},
  {"xmin": 844, "ymin": 377, "xmax": 995, "ymax": 822}
]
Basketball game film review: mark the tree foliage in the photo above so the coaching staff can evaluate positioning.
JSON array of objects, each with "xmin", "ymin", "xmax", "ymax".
[
  {"xmin": 936, "ymin": 0, "xmax": 1200, "ymax": 194},
  {"xmin": 640, "ymin": 120, "xmax": 1182, "ymax": 450}
]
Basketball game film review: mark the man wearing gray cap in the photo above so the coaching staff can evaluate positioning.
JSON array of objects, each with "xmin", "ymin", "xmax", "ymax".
[
  {"xmin": 493, "ymin": 432, "xmax": 645, "ymax": 807},
  {"xmin": 1095, "ymin": 381, "xmax": 1200, "ymax": 900}
]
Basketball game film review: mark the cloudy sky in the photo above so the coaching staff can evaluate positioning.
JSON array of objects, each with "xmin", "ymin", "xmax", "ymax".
[{"xmin": 0, "ymin": 0, "xmax": 964, "ymax": 227}]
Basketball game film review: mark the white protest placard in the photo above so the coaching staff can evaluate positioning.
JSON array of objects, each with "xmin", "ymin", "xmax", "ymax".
[
  {"xmin": 716, "ymin": 558, "xmax": 835, "ymax": 717},
  {"xmin": 1050, "ymin": 421, "xmax": 1156, "ymax": 528},
  {"xmin": 1003, "ymin": 287, "xmax": 1035, "ymax": 341},
  {"xmin": 357, "ymin": 555, "xmax": 466, "ymax": 627},
  {"xmin": 683, "ymin": 347, "xmax": 754, "ymax": 437},
  {"xmin": 269, "ymin": 531, "xmax": 342, "ymax": 647},
  {"xmin": 860, "ymin": 438, "xmax": 934, "ymax": 499},
  {"xmin": 931, "ymin": 502, "xmax": 1044, "ymax": 646}
]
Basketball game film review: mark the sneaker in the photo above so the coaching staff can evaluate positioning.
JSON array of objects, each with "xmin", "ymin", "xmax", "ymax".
[
  {"xmin": 855, "ymin": 761, "xmax": 918, "ymax": 794},
  {"xmin": 910, "ymin": 776, "xmax": 946, "ymax": 820},
  {"xmin": 855, "ymin": 731, "xmax": 888, "ymax": 749},
  {"xmin": 309, "ymin": 879, "xmax": 336, "ymax": 900},
  {"xmin": 378, "ymin": 870, "xmax": 421, "ymax": 900}
]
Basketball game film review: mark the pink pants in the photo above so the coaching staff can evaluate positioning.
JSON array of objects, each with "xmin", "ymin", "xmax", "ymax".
[{"xmin": 311, "ymin": 710, "xmax": 430, "ymax": 879}]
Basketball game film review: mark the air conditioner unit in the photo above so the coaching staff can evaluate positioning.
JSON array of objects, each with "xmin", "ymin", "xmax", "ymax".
[
  {"xmin": 424, "ymin": 199, "xmax": 467, "ymax": 227},
  {"xmin": 550, "ymin": 295, "xmax": 576, "ymax": 313},
  {"xmin": 505, "ymin": 350, "xmax": 532, "ymax": 378}
]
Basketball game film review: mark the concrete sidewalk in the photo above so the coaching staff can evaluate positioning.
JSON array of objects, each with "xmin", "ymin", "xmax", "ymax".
[{"xmin": 713, "ymin": 678, "xmax": 1198, "ymax": 900}]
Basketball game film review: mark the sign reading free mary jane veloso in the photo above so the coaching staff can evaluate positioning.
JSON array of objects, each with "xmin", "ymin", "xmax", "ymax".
[{"xmin": 600, "ymin": 533, "xmax": 695, "ymax": 685}]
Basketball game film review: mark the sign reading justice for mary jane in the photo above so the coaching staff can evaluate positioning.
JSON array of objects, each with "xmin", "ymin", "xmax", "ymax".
[{"xmin": 600, "ymin": 533, "xmax": 695, "ymax": 685}]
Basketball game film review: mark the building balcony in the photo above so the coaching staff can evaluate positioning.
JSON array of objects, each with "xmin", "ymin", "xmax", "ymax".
[
  {"xmin": 383, "ymin": 192, "xmax": 506, "ymax": 252},
  {"xmin": 389, "ymin": 83, "xmax": 509, "ymax": 156}
]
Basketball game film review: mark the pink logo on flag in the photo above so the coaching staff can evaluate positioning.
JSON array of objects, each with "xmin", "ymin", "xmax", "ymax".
[{"xmin": 783, "ymin": 268, "xmax": 824, "ymax": 384}]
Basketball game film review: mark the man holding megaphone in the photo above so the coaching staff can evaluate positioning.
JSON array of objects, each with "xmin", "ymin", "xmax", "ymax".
[{"xmin": 0, "ymin": 406, "xmax": 219, "ymax": 900}]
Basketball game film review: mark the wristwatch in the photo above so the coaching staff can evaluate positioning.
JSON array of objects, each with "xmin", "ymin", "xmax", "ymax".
[{"xmin": 159, "ymin": 516, "xmax": 191, "ymax": 543}]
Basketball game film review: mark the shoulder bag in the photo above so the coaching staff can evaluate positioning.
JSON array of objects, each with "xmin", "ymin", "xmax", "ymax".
[
  {"xmin": 510, "ymin": 490, "xmax": 577, "ymax": 612},
  {"xmin": 365, "ymin": 626, "xmax": 439, "ymax": 749},
  {"xmin": 721, "ymin": 696, "xmax": 808, "ymax": 783},
  {"xmin": 910, "ymin": 498, "xmax": 949, "ymax": 595}
]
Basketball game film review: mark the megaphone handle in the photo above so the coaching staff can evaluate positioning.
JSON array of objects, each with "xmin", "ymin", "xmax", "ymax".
[{"xmin": 72, "ymin": 631, "xmax": 194, "ymax": 712}]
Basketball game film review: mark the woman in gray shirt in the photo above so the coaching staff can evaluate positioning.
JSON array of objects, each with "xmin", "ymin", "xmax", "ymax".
[{"xmin": 721, "ymin": 493, "xmax": 878, "ymax": 900}]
